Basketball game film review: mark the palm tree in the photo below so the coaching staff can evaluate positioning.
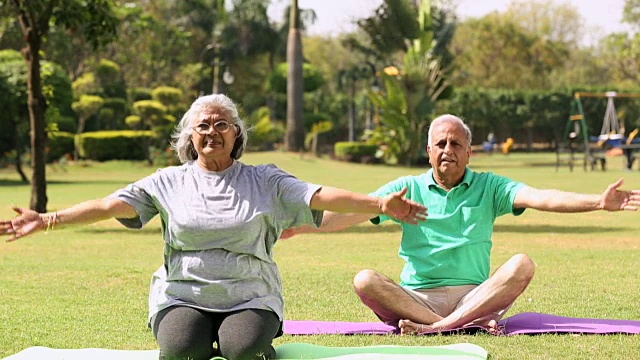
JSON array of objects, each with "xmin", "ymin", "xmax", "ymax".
[{"xmin": 285, "ymin": 0, "xmax": 304, "ymax": 151}]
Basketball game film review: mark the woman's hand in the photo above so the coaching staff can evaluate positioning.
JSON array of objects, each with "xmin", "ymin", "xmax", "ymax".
[
  {"xmin": 379, "ymin": 188, "xmax": 428, "ymax": 224},
  {"xmin": 1, "ymin": 207, "xmax": 46, "ymax": 242}
]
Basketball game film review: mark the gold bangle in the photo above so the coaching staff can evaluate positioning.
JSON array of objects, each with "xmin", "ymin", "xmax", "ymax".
[
  {"xmin": 44, "ymin": 212, "xmax": 58, "ymax": 234},
  {"xmin": 52, "ymin": 212, "xmax": 57, "ymax": 231}
]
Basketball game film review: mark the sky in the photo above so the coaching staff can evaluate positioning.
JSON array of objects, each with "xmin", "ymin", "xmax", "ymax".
[{"xmin": 267, "ymin": 0, "xmax": 630, "ymax": 42}]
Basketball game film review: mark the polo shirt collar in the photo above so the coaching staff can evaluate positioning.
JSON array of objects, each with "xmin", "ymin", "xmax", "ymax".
[{"xmin": 426, "ymin": 168, "xmax": 474, "ymax": 190}]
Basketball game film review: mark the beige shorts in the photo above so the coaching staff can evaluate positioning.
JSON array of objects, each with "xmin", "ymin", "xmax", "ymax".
[{"xmin": 379, "ymin": 284, "xmax": 512, "ymax": 326}]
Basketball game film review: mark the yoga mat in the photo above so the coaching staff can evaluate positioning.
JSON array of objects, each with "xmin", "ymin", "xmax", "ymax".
[
  {"xmin": 1, "ymin": 348, "xmax": 161, "ymax": 360},
  {"xmin": 501, "ymin": 312, "xmax": 640, "ymax": 335},
  {"xmin": 276, "ymin": 343, "xmax": 487, "ymax": 360},
  {"xmin": 284, "ymin": 312, "xmax": 640, "ymax": 336},
  {"xmin": 284, "ymin": 320, "xmax": 396, "ymax": 335},
  {"xmin": 2, "ymin": 343, "xmax": 487, "ymax": 360}
]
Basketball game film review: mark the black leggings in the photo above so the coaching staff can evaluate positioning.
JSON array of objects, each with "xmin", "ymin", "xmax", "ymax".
[{"xmin": 152, "ymin": 306, "xmax": 281, "ymax": 360}]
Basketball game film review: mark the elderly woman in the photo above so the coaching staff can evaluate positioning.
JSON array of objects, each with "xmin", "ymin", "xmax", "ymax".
[{"xmin": 1, "ymin": 94, "xmax": 427, "ymax": 360}]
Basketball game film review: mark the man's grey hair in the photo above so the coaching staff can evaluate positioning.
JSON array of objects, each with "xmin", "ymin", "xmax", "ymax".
[
  {"xmin": 427, "ymin": 114, "xmax": 472, "ymax": 146},
  {"xmin": 171, "ymin": 94, "xmax": 248, "ymax": 163}
]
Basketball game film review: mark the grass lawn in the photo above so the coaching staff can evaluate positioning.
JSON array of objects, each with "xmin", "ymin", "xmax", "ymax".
[{"xmin": 1, "ymin": 151, "xmax": 639, "ymax": 359}]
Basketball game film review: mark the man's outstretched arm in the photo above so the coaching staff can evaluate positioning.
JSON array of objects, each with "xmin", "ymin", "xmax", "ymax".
[{"xmin": 513, "ymin": 178, "xmax": 640, "ymax": 212}]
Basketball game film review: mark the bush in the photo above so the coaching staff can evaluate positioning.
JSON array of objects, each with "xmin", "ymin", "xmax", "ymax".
[
  {"xmin": 56, "ymin": 115, "xmax": 77, "ymax": 133},
  {"xmin": 247, "ymin": 117, "xmax": 284, "ymax": 151},
  {"xmin": 47, "ymin": 131, "xmax": 75, "ymax": 163},
  {"xmin": 129, "ymin": 87, "xmax": 153, "ymax": 102},
  {"xmin": 334, "ymin": 142, "xmax": 378, "ymax": 163},
  {"xmin": 267, "ymin": 63, "xmax": 325, "ymax": 94},
  {"xmin": 77, "ymin": 130, "xmax": 154, "ymax": 161}
]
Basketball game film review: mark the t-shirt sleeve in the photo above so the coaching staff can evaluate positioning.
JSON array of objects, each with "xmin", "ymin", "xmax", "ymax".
[
  {"xmin": 491, "ymin": 173, "xmax": 525, "ymax": 217},
  {"xmin": 263, "ymin": 165, "xmax": 323, "ymax": 229},
  {"xmin": 108, "ymin": 172, "xmax": 160, "ymax": 229},
  {"xmin": 368, "ymin": 177, "xmax": 408, "ymax": 225}
]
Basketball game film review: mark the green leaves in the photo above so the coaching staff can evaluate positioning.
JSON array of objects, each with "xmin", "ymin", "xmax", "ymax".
[{"xmin": 368, "ymin": 55, "xmax": 450, "ymax": 165}]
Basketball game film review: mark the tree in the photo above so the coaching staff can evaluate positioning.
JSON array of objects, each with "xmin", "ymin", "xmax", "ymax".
[
  {"xmin": 71, "ymin": 95, "xmax": 104, "ymax": 160},
  {"xmin": 285, "ymin": 0, "xmax": 305, "ymax": 151},
  {"xmin": 0, "ymin": 57, "xmax": 28, "ymax": 182},
  {"xmin": 350, "ymin": 0, "xmax": 421, "ymax": 60},
  {"xmin": 504, "ymin": 0, "xmax": 584, "ymax": 47},
  {"xmin": 369, "ymin": 58, "xmax": 450, "ymax": 166},
  {"xmin": 366, "ymin": 0, "xmax": 452, "ymax": 166},
  {"xmin": 623, "ymin": 0, "xmax": 640, "ymax": 30},
  {"xmin": 599, "ymin": 0, "xmax": 640, "ymax": 86},
  {"xmin": 0, "ymin": 49, "xmax": 73, "ymax": 180},
  {"xmin": 600, "ymin": 33, "xmax": 640, "ymax": 85},
  {"xmin": 96, "ymin": 2, "xmax": 191, "ymax": 91},
  {"xmin": 450, "ymin": 13, "xmax": 567, "ymax": 89},
  {"xmin": 8, "ymin": 0, "xmax": 117, "ymax": 212}
]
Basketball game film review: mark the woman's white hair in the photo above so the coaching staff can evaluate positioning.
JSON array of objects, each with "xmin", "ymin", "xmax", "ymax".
[
  {"xmin": 427, "ymin": 114, "xmax": 472, "ymax": 146},
  {"xmin": 171, "ymin": 94, "xmax": 248, "ymax": 163}
]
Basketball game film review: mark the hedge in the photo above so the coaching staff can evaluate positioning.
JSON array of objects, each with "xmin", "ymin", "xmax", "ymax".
[
  {"xmin": 77, "ymin": 130, "xmax": 155, "ymax": 161},
  {"xmin": 334, "ymin": 141, "xmax": 378, "ymax": 163},
  {"xmin": 47, "ymin": 131, "xmax": 75, "ymax": 162}
]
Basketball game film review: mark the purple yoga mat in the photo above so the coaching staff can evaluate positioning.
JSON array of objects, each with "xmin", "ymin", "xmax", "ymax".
[
  {"xmin": 283, "ymin": 312, "xmax": 640, "ymax": 336},
  {"xmin": 500, "ymin": 312, "xmax": 640, "ymax": 335},
  {"xmin": 283, "ymin": 320, "xmax": 396, "ymax": 335}
]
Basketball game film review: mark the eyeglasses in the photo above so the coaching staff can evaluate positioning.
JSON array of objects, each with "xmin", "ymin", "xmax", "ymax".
[{"xmin": 191, "ymin": 120, "xmax": 235, "ymax": 135}]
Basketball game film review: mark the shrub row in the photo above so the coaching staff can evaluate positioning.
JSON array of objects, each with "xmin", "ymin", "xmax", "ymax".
[
  {"xmin": 334, "ymin": 142, "xmax": 378, "ymax": 164},
  {"xmin": 47, "ymin": 130, "xmax": 154, "ymax": 162}
]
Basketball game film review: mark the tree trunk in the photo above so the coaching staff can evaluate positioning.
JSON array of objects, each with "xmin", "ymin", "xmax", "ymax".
[
  {"xmin": 74, "ymin": 116, "xmax": 86, "ymax": 160},
  {"xmin": 212, "ymin": 52, "xmax": 222, "ymax": 94},
  {"xmin": 312, "ymin": 133, "xmax": 319, "ymax": 157},
  {"xmin": 25, "ymin": 39, "xmax": 48, "ymax": 212},
  {"xmin": 14, "ymin": 128, "xmax": 29, "ymax": 183},
  {"xmin": 348, "ymin": 81, "xmax": 356, "ymax": 142},
  {"xmin": 285, "ymin": 0, "xmax": 304, "ymax": 152},
  {"xmin": 266, "ymin": 52, "xmax": 277, "ymax": 124}
]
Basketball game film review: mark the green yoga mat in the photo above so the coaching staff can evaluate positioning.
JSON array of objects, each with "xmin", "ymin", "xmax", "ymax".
[
  {"xmin": 276, "ymin": 343, "xmax": 487, "ymax": 360},
  {"xmin": 3, "ymin": 343, "xmax": 487, "ymax": 360}
]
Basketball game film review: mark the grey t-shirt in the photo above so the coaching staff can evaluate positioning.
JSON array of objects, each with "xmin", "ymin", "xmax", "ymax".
[{"xmin": 109, "ymin": 161, "xmax": 323, "ymax": 324}]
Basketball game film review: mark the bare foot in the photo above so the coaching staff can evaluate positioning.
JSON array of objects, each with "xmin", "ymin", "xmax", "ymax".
[
  {"xmin": 484, "ymin": 319, "xmax": 499, "ymax": 334},
  {"xmin": 466, "ymin": 318, "xmax": 500, "ymax": 334},
  {"xmin": 398, "ymin": 319, "xmax": 433, "ymax": 335}
]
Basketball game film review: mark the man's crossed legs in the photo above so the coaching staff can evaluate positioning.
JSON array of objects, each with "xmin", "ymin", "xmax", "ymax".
[{"xmin": 352, "ymin": 254, "xmax": 536, "ymax": 335}]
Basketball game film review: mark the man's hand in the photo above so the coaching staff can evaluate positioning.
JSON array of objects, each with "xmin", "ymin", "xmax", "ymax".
[
  {"xmin": 380, "ymin": 188, "xmax": 428, "ymax": 224},
  {"xmin": 599, "ymin": 178, "xmax": 640, "ymax": 211},
  {"xmin": 1, "ymin": 207, "xmax": 45, "ymax": 242}
]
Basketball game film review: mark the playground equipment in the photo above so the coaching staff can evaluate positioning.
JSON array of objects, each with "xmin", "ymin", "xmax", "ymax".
[
  {"xmin": 560, "ymin": 91, "xmax": 640, "ymax": 171},
  {"xmin": 502, "ymin": 137, "xmax": 514, "ymax": 155}
]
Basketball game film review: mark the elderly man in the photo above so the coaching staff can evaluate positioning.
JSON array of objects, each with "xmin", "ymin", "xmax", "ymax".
[{"xmin": 283, "ymin": 114, "xmax": 640, "ymax": 335}]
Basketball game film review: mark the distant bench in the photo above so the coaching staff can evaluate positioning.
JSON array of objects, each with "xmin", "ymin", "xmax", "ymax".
[
  {"xmin": 555, "ymin": 144, "xmax": 606, "ymax": 171},
  {"xmin": 620, "ymin": 144, "xmax": 640, "ymax": 170},
  {"xmin": 588, "ymin": 147, "xmax": 607, "ymax": 171}
]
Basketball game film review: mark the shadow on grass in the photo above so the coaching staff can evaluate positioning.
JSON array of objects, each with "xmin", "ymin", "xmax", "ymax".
[
  {"xmin": 334, "ymin": 226, "xmax": 402, "ymax": 234},
  {"xmin": 327, "ymin": 224, "xmax": 623, "ymax": 235},
  {"xmin": 0, "ymin": 179, "xmax": 130, "ymax": 187},
  {"xmin": 0, "ymin": 179, "xmax": 30, "ymax": 186},
  {"xmin": 469, "ymin": 163, "xmax": 557, "ymax": 170},
  {"xmin": 494, "ymin": 224, "xmax": 622, "ymax": 234},
  {"xmin": 76, "ymin": 227, "xmax": 161, "ymax": 235},
  {"xmin": 49, "ymin": 180, "xmax": 131, "ymax": 186}
]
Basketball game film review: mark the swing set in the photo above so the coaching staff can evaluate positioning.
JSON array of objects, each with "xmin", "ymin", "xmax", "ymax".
[
  {"xmin": 560, "ymin": 91, "xmax": 640, "ymax": 171},
  {"xmin": 556, "ymin": 91, "xmax": 640, "ymax": 171}
]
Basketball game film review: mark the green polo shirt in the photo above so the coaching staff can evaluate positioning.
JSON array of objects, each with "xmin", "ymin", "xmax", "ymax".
[{"xmin": 370, "ymin": 168, "xmax": 525, "ymax": 289}]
